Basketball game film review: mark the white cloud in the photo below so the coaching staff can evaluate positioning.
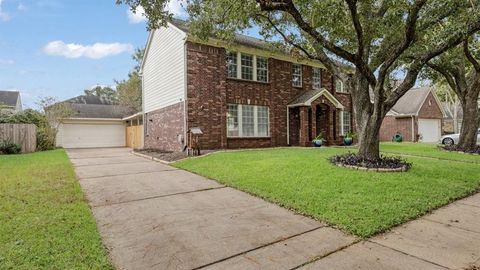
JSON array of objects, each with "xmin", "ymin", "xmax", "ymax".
[
  {"xmin": 43, "ymin": 40, "xmax": 134, "ymax": 59},
  {"xmin": 127, "ymin": 1, "xmax": 187, "ymax": 24},
  {"xmin": 127, "ymin": 5, "xmax": 146, "ymax": 24},
  {"xmin": 0, "ymin": 0, "xmax": 11, "ymax": 21},
  {"xmin": 17, "ymin": 3, "xmax": 27, "ymax": 11},
  {"xmin": 0, "ymin": 58, "xmax": 14, "ymax": 64}
]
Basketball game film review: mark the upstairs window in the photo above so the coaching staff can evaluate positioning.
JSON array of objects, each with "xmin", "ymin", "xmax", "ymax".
[
  {"xmin": 226, "ymin": 52, "xmax": 237, "ymax": 79},
  {"xmin": 241, "ymin": 54, "xmax": 254, "ymax": 80},
  {"xmin": 336, "ymin": 79, "xmax": 349, "ymax": 93},
  {"xmin": 256, "ymin": 57, "xmax": 268, "ymax": 82},
  {"xmin": 312, "ymin": 67, "xmax": 322, "ymax": 89},
  {"xmin": 292, "ymin": 64, "xmax": 302, "ymax": 87}
]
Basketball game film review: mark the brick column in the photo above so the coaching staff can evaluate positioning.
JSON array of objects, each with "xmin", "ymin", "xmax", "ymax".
[
  {"xmin": 299, "ymin": 106, "xmax": 310, "ymax": 146},
  {"xmin": 311, "ymin": 106, "xmax": 317, "ymax": 140}
]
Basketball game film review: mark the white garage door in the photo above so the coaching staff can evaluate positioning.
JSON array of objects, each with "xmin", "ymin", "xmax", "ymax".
[
  {"xmin": 418, "ymin": 119, "xmax": 441, "ymax": 143},
  {"xmin": 57, "ymin": 121, "xmax": 125, "ymax": 148}
]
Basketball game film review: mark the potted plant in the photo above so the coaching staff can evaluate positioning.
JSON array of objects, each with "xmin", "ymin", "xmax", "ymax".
[
  {"xmin": 312, "ymin": 133, "xmax": 325, "ymax": 147},
  {"xmin": 343, "ymin": 131, "xmax": 355, "ymax": 146}
]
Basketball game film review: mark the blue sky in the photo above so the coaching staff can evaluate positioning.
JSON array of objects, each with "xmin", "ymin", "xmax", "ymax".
[{"xmin": 0, "ymin": 0, "xmax": 184, "ymax": 108}]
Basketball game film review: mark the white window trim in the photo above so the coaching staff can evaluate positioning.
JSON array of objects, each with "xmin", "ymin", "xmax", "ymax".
[
  {"xmin": 340, "ymin": 111, "xmax": 351, "ymax": 136},
  {"xmin": 312, "ymin": 67, "xmax": 322, "ymax": 90},
  {"xmin": 292, "ymin": 64, "xmax": 303, "ymax": 87},
  {"xmin": 336, "ymin": 80, "xmax": 348, "ymax": 93},
  {"xmin": 229, "ymin": 52, "xmax": 269, "ymax": 83},
  {"xmin": 227, "ymin": 104, "xmax": 270, "ymax": 138}
]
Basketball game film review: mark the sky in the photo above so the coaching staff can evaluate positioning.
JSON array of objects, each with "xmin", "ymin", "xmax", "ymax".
[{"xmin": 0, "ymin": 0, "xmax": 186, "ymax": 108}]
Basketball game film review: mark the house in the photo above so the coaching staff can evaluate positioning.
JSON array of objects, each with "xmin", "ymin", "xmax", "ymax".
[
  {"xmin": 0, "ymin": 90, "xmax": 22, "ymax": 111},
  {"xmin": 379, "ymin": 87, "xmax": 446, "ymax": 143},
  {"xmin": 141, "ymin": 19, "xmax": 354, "ymax": 151},
  {"xmin": 442, "ymin": 102, "xmax": 463, "ymax": 134},
  {"xmin": 55, "ymin": 95, "xmax": 141, "ymax": 148}
]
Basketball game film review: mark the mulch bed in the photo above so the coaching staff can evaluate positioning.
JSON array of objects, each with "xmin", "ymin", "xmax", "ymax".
[
  {"xmin": 135, "ymin": 149, "xmax": 188, "ymax": 162},
  {"xmin": 441, "ymin": 145, "xmax": 480, "ymax": 155},
  {"xmin": 330, "ymin": 153, "xmax": 412, "ymax": 172}
]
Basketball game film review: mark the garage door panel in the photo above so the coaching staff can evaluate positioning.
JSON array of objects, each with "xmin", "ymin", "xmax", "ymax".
[
  {"xmin": 418, "ymin": 119, "xmax": 441, "ymax": 143},
  {"xmin": 58, "ymin": 122, "xmax": 125, "ymax": 148}
]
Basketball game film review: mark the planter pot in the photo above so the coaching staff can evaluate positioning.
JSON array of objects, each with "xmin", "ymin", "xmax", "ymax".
[
  {"xmin": 343, "ymin": 137, "xmax": 353, "ymax": 146},
  {"xmin": 312, "ymin": 140, "xmax": 323, "ymax": 147}
]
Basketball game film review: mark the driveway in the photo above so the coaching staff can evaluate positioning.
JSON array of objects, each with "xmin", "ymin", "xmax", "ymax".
[
  {"xmin": 68, "ymin": 148, "xmax": 356, "ymax": 269},
  {"xmin": 68, "ymin": 148, "xmax": 480, "ymax": 270}
]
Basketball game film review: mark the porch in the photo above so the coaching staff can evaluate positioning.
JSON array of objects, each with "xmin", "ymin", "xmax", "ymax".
[{"xmin": 288, "ymin": 89, "xmax": 346, "ymax": 147}]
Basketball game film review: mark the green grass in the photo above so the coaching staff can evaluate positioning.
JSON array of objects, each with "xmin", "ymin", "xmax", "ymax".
[
  {"xmin": 380, "ymin": 142, "xmax": 480, "ymax": 163},
  {"xmin": 0, "ymin": 150, "xmax": 112, "ymax": 270},
  {"xmin": 174, "ymin": 147, "xmax": 480, "ymax": 237}
]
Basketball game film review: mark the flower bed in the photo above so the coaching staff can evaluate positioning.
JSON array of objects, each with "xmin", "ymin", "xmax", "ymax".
[
  {"xmin": 329, "ymin": 153, "xmax": 411, "ymax": 172},
  {"xmin": 442, "ymin": 145, "xmax": 480, "ymax": 155}
]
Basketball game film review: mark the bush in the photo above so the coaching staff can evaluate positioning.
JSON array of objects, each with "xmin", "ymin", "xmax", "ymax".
[
  {"xmin": 0, "ymin": 140, "xmax": 22, "ymax": 155},
  {"xmin": 0, "ymin": 109, "xmax": 55, "ymax": 151}
]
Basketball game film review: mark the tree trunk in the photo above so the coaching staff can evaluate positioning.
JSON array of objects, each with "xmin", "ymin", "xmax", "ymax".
[
  {"xmin": 457, "ymin": 96, "xmax": 479, "ymax": 149},
  {"xmin": 350, "ymin": 72, "xmax": 384, "ymax": 160}
]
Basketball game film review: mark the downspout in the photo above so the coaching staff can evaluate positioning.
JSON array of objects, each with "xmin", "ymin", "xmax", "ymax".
[
  {"xmin": 183, "ymin": 39, "xmax": 188, "ymax": 151},
  {"xmin": 411, "ymin": 115, "xmax": 415, "ymax": 142},
  {"xmin": 286, "ymin": 106, "xmax": 290, "ymax": 145}
]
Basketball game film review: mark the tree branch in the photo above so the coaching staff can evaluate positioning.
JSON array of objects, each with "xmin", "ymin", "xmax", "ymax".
[
  {"xmin": 464, "ymin": 38, "xmax": 480, "ymax": 72},
  {"xmin": 346, "ymin": 0, "xmax": 364, "ymax": 58},
  {"xmin": 426, "ymin": 62, "xmax": 458, "ymax": 92}
]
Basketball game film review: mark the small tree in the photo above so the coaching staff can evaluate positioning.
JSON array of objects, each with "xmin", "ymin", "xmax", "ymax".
[
  {"xmin": 115, "ymin": 47, "xmax": 144, "ymax": 112},
  {"xmin": 37, "ymin": 97, "xmax": 75, "ymax": 148},
  {"xmin": 118, "ymin": 0, "xmax": 480, "ymax": 159},
  {"xmin": 424, "ymin": 36, "xmax": 480, "ymax": 149}
]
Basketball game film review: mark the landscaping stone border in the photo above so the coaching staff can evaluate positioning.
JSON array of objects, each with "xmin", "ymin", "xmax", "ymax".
[{"xmin": 334, "ymin": 163, "xmax": 409, "ymax": 172}]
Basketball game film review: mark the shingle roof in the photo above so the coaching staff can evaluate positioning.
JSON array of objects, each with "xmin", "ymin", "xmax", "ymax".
[
  {"xmin": 170, "ymin": 19, "xmax": 269, "ymax": 50},
  {"xmin": 0, "ymin": 90, "xmax": 20, "ymax": 107},
  {"xmin": 390, "ymin": 87, "xmax": 431, "ymax": 115},
  {"xmin": 63, "ymin": 95, "xmax": 134, "ymax": 119},
  {"xmin": 289, "ymin": 89, "xmax": 324, "ymax": 105}
]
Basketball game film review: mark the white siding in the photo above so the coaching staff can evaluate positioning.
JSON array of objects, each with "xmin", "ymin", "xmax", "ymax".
[{"xmin": 143, "ymin": 25, "xmax": 186, "ymax": 113}]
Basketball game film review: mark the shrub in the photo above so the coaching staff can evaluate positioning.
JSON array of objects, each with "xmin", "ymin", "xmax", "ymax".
[{"xmin": 0, "ymin": 140, "xmax": 22, "ymax": 155}]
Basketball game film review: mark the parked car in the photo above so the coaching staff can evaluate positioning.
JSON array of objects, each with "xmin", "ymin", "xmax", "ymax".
[{"xmin": 439, "ymin": 129, "xmax": 480, "ymax": 145}]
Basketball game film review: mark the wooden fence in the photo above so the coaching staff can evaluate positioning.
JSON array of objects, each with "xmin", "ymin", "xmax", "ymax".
[
  {"xmin": 126, "ymin": 125, "xmax": 144, "ymax": 149},
  {"xmin": 0, "ymin": 124, "xmax": 37, "ymax": 153}
]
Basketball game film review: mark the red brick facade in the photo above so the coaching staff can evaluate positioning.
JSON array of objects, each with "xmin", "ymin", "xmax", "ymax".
[
  {"xmin": 144, "ymin": 102, "xmax": 185, "ymax": 151},
  {"xmin": 147, "ymin": 42, "xmax": 354, "ymax": 150}
]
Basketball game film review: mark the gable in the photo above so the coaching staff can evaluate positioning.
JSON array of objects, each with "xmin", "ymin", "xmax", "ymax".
[{"xmin": 418, "ymin": 92, "xmax": 444, "ymax": 119}]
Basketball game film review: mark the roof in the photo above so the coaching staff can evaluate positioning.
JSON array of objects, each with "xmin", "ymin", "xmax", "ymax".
[
  {"xmin": 0, "ymin": 90, "xmax": 20, "ymax": 107},
  {"xmin": 288, "ymin": 88, "xmax": 344, "ymax": 109},
  {"xmin": 170, "ymin": 19, "xmax": 269, "ymax": 50},
  {"xmin": 63, "ymin": 95, "xmax": 134, "ymax": 119},
  {"xmin": 389, "ymin": 87, "xmax": 432, "ymax": 115}
]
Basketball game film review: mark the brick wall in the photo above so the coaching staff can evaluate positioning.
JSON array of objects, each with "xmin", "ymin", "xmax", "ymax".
[
  {"xmin": 418, "ymin": 92, "xmax": 444, "ymax": 119},
  {"xmin": 379, "ymin": 116, "xmax": 414, "ymax": 142},
  {"xmin": 184, "ymin": 42, "xmax": 353, "ymax": 149},
  {"xmin": 144, "ymin": 102, "xmax": 185, "ymax": 151}
]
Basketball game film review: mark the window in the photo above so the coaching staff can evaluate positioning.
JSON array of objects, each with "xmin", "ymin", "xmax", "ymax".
[
  {"xmin": 241, "ymin": 54, "xmax": 254, "ymax": 80},
  {"xmin": 226, "ymin": 52, "xmax": 269, "ymax": 82},
  {"xmin": 341, "ymin": 111, "xmax": 352, "ymax": 135},
  {"xmin": 312, "ymin": 67, "xmax": 321, "ymax": 89},
  {"xmin": 227, "ymin": 104, "xmax": 270, "ymax": 137},
  {"xmin": 292, "ymin": 64, "xmax": 302, "ymax": 87},
  {"xmin": 336, "ymin": 79, "xmax": 349, "ymax": 93},
  {"xmin": 226, "ymin": 52, "xmax": 237, "ymax": 78},
  {"xmin": 256, "ymin": 57, "xmax": 268, "ymax": 82}
]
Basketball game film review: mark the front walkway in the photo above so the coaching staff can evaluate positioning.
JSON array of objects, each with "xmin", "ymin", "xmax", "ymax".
[{"xmin": 67, "ymin": 148, "xmax": 480, "ymax": 270}]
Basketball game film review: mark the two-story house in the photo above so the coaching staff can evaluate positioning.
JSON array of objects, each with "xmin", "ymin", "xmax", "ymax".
[
  {"xmin": 141, "ymin": 19, "xmax": 354, "ymax": 151},
  {"xmin": 0, "ymin": 90, "xmax": 22, "ymax": 112}
]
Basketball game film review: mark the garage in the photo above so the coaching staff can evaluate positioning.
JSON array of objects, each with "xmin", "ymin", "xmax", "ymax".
[
  {"xmin": 418, "ymin": 118, "xmax": 441, "ymax": 143},
  {"xmin": 57, "ymin": 119, "xmax": 126, "ymax": 148}
]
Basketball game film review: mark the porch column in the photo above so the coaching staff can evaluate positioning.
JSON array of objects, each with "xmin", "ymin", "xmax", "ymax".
[
  {"xmin": 311, "ymin": 106, "xmax": 317, "ymax": 140},
  {"xmin": 299, "ymin": 106, "xmax": 310, "ymax": 147}
]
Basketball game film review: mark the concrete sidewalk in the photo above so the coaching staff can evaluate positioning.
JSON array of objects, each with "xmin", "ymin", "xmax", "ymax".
[{"xmin": 68, "ymin": 148, "xmax": 480, "ymax": 270}]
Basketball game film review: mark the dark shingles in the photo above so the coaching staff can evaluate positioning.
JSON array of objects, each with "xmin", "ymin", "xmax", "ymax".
[
  {"xmin": 390, "ymin": 87, "xmax": 431, "ymax": 115},
  {"xmin": 289, "ymin": 89, "xmax": 324, "ymax": 106},
  {"xmin": 0, "ymin": 90, "xmax": 20, "ymax": 107}
]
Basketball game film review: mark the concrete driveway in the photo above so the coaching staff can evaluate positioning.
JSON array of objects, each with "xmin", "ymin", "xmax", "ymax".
[{"xmin": 67, "ymin": 148, "xmax": 356, "ymax": 269}]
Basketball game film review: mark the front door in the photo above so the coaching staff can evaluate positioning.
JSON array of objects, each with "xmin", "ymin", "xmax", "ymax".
[{"xmin": 315, "ymin": 104, "xmax": 330, "ymax": 143}]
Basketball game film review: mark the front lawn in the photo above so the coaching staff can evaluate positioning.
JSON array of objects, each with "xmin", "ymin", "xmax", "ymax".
[
  {"xmin": 0, "ymin": 150, "xmax": 112, "ymax": 269},
  {"xmin": 380, "ymin": 142, "xmax": 480, "ymax": 163},
  {"xmin": 174, "ymin": 147, "xmax": 480, "ymax": 237}
]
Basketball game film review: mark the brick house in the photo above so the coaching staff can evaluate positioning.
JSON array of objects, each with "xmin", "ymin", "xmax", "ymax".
[
  {"xmin": 141, "ymin": 20, "xmax": 354, "ymax": 151},
  {"xmin": 379, "ymin": 87, "xmax": 446, "ymax": 143}
]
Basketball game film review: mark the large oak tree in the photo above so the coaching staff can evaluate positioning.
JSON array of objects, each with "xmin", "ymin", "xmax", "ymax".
[
  {"xmin": 119, "ymin": 0, "xmax": 480, "ymax": 159},
  {"xmin": 424, "ymin": 35, "xmax": 480, "ymax": 149}
]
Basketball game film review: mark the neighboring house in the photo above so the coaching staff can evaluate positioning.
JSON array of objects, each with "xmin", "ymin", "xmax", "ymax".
[
  {"xmin": 141, "ymin": 19, "xmax": 354, "ymax": 151},
  {"xmin": 56, "ymin": 95, "xmax": 139, "ymax": 148},
  {"xmin": 379, "ymin": 87, "xmax": 446, "ymax": 143},
  {"xmin": 442, "ymin": 102, "xmax": 463, "ymax": 134},
  {"xmin": 0, "ymin": 90, "xmax": 22, "ymax": 111}
]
